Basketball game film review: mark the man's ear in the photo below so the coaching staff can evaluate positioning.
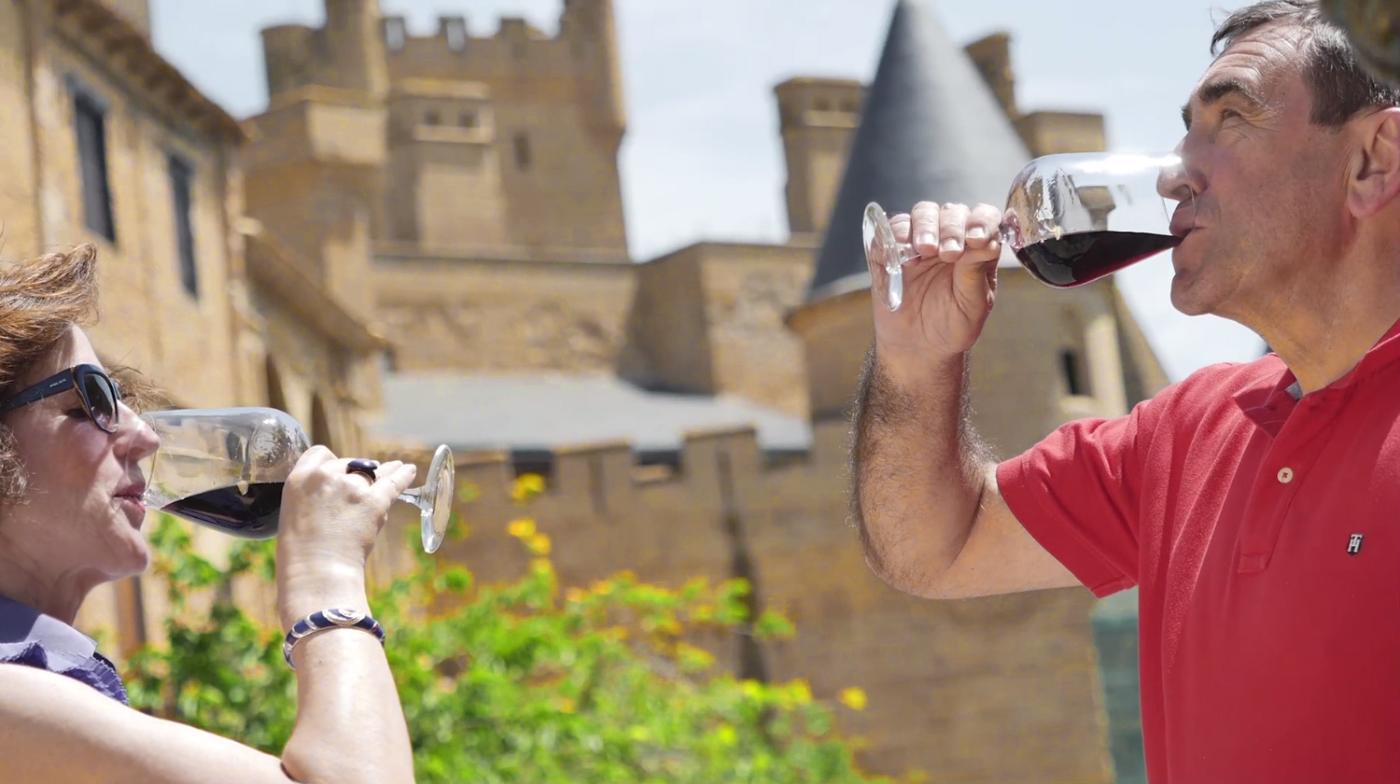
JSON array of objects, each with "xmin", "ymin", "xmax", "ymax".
[{"xmin": 1348, "ymin": 107, "xmax": 1400, "ymax": 219}]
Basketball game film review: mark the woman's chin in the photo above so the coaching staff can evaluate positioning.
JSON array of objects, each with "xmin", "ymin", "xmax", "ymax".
[{"xmin": 105, "ymin": 526, "xmax": 151, "ymax": 578}]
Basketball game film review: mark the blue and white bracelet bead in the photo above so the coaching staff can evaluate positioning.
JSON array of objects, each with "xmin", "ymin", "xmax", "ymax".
[{"xmin": 283, "ymin": 607, "xmax": 386, "ymax": 669}]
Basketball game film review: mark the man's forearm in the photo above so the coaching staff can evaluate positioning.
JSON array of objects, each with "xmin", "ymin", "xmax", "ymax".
[{"xmin": 850, "ymin": 346, "xmax": 992, "ymax": 596}]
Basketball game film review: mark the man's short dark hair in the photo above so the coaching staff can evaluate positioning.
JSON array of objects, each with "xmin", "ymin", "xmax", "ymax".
[{"xmin": 1212, "ymin": 0, "xmax": 1400, "ymax": 126}]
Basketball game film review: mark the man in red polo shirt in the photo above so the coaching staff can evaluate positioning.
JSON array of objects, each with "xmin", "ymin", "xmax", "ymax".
[{"xmin": 852, "ymin": 2, "xmax": 1400, "ymax": 781}]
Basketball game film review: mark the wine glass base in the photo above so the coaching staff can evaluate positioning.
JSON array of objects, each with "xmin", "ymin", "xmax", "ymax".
[
  {"xmin": 863, "ymin": 202, "xmax": 906, "ymax": 312},
  {"xmin": 420, "ymin": 444, "xmax": 455, "ymax": 554}
]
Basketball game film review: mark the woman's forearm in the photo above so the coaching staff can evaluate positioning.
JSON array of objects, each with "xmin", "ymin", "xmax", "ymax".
[{"xmin": 278, "ymin": 578, "xmax": 413, "ymax": 784}]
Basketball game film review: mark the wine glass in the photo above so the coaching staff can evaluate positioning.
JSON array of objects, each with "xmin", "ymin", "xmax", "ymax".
[
  {"xmin": 138, "ymin": 407, "xmax": 456, "ymax": 554},
  {"xmin": 863, "ymin": 152, "xmax": 1184, "ymax": 311}
]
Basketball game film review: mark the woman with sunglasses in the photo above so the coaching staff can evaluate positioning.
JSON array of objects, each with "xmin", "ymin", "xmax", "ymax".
[{"xmin": 0, "ymin": 246, "xmax": 418, "ymax": 783}]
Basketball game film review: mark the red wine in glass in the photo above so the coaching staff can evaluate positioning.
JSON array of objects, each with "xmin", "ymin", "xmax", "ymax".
[
  {"xmin": 1014, "ymin": 231, "xmax": 1181, "ymax": 288},
  {"xmin": 162, "ymin": 482, "xmax": 286, "ymax": 539}
]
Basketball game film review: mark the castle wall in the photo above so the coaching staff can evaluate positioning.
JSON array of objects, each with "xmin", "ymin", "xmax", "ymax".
[
  {"xmin": 0, "ymin": 1, "xmax": 40, "ymax": 257},
  {"xmin": 372, "ymin": 250, "xmax": 637, "ymax": 374},
  {"xmin": 19, "ymin": 5, "xmax": 243, "ymax": 408},
  {"xmin": 399, "ymin": 406, "xmax": 1114, "ymax": 782},
  {"xmin": 626, "ymin": 246, "xmax": 714, "ymax": 392},
  {"xmin": 696, "ymin": 243, "xmax": 816, "ymax": 417}
]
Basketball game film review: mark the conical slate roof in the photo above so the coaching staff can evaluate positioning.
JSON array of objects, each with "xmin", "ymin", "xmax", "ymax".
[{"xmin": 808, "ymin": 0, "xmax": 1031, "ymax": 302}]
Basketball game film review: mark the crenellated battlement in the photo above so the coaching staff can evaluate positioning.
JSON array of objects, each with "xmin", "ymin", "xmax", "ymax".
[
  {"xmin": 373, "ymin": 2, "xmax": 615, "ymax": 81},
  {"xmin": 389, "ymin": 421, "xmax": 856, "ymax": 533}
]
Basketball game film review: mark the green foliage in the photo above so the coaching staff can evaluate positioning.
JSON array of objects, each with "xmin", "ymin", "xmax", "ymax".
[{"xmin": 125, "ymin": 484, "xmax": 893, "ymax": 784}]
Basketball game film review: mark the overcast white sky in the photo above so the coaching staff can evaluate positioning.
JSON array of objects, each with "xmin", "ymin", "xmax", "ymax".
[{"xmin": 149, "ymin": 0, "xmax": 1267, "ymax": 381}]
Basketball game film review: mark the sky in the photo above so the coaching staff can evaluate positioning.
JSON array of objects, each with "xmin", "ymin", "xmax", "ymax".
[{"xmin": 148, "ymin": 0, "xmax": 1268, "ymax": 382}]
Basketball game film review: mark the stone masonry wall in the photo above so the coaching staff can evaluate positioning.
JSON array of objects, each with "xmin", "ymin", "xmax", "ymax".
[{"xmin": 402, "ymin": 412, "xmax": 1114, "ymax": 783}]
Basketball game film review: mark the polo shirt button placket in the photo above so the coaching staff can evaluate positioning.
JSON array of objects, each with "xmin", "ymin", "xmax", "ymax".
[{"xmin": 1239, "ymin": 464, "xmax": 1303, "ymax": 573}]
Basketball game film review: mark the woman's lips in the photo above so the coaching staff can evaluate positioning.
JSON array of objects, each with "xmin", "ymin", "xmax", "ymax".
[{"xmin": 116, "ymin": 493, "xmax": 146, "ymax": 526}]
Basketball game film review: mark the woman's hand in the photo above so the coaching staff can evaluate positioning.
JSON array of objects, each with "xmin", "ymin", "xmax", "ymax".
[{"xmin": 274, "ymin": 447, "xmax": 416, "ymax": 627}]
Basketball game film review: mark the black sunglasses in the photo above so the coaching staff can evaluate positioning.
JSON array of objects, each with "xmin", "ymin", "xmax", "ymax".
[{"xmin": 0, "ymin": 364, "xmax": 122, "ymax": 434}]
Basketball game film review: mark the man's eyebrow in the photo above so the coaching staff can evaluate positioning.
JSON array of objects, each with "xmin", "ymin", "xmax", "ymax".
[{"xmin": 1180, "ymin": 78, "xmax": 1267, "ymax": 130}]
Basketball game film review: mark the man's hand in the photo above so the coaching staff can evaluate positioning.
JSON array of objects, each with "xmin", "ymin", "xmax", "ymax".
[{"xmin": 870, "ymin": 202, "xmax": 1003, "ymax": 370}]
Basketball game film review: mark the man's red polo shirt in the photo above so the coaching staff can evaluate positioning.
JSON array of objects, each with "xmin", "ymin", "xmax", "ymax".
[{"xmin": 997, "ymin": 319, "xmax": 1400, "ymax": 783}]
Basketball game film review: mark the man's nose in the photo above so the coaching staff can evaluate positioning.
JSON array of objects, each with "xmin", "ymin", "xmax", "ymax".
[{"xmin": 1157, "ymin": 139, "xmax": 1202, "ymax": 204}]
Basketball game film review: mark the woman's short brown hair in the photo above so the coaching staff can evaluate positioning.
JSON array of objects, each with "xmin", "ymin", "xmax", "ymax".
[{"xmin": 0, "ymin": 245, "xmax": 101, "ymax": 502}]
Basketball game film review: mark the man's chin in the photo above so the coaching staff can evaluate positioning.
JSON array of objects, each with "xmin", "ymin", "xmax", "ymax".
[{"xmin": 1169, "ymin": 272, "xmax": 1212, "ymax": 317}]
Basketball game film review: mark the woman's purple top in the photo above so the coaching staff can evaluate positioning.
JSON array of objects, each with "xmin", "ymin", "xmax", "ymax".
[{"xmin": 0, "ymin": 594, "xmax": 128, "ymax": 704}]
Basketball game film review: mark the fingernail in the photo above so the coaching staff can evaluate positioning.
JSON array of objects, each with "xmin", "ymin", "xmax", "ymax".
[
  {"xmin": 941, "ymin": 238, "xmax": 963, "ymax": 253},
  {"xmin": 966, "ymin": 227, "xmax": 987, "ymax": 240},
  {"xmin": 916, "ymin": 231, "xmax": 936, "ymax": 247}
]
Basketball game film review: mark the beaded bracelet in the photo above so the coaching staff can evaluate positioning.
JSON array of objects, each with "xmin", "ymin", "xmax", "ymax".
[{"xmin": 283, "ymin": 607, "xmax": 386, "ymax": 669}]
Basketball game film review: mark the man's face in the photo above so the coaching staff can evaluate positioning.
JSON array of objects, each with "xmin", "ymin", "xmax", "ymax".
[{"xmin": 1161, "ymin": 22, "xmax": 1354, "ymax": 321}]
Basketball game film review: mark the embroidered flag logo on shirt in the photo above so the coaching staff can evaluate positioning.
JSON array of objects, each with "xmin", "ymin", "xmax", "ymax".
[{"xmin": 1347, "ymin": 533, "xmax": 1364, "ymax": 555}]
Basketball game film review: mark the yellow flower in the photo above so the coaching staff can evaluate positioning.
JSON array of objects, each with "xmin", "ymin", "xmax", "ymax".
[
  {"xmin": 839, "ymin": 687, "xmax": 868, "ymax": 711},
  {"xmin": 527, "ymin": 532, "xmax": 552, "ymax": 555},
  {"xmin": 507, "ymin": 517, "xmax": 536, "ymax": 538},
  {"xmin": 555, "ymin": 697, "xmax": 577, "ymax": 714},
  {"xmin": 510, "ymin": 473, "xmax": 545, "ymax": 502},
  {"xmin": 789, "ymin": 679, "xmax": 812, "ymax": 705}
]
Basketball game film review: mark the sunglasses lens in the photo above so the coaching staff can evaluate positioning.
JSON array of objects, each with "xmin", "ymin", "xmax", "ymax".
[{"xmin": 81, "ymin": 371, "xmax": 118, "ymax": 431}]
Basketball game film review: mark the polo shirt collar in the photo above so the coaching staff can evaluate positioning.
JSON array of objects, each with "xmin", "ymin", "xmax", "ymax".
[
  {"xmin": 1235, "ymin": 316, "xmax": 1400, "ymax": 429},
  {"xmin": 0, "ymin": 593, "xmax": 98, "ymax": 671}
]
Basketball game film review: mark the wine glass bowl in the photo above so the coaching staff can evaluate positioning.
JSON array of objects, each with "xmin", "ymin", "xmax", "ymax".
[
  {"xmin": 863, "ymin": 152, "xmax": 1183, "ymax": 311},
  {"xmin": 139, "ymin": 407, "xmax": 455, "ymax": 553}
]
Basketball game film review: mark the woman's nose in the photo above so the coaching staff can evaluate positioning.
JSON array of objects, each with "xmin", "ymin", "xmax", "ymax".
[{"xmin": 114, "ymin": 402, "xmax": 160, "ymax": 461}]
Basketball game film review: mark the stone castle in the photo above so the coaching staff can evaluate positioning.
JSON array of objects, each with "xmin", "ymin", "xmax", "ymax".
[{"xmin": 0, "ymin": 0, "xmax": 1163, "ymax": 780}]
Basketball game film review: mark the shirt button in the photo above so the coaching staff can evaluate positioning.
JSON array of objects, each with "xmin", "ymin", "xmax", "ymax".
[{"xmin": 1277, "ymin": 467, "xmax": 1295, "ymax": 484}]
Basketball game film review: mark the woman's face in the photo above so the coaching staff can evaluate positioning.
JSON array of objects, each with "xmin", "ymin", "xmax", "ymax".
[{"xmin": 0, "ymin": 326, "xmax": 160, "ymax": 582}]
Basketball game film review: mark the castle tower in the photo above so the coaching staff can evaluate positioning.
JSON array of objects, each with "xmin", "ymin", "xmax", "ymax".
[
  {"xmin": 774, "ymin": 78, "xmax": 864, "ymax": 240},
  {"xmin": 359, "ymin": 0, "xmax": 630, "ymax": 260},
  {"xmin": 246, "ymin": 0, "xmax": 388, "ymax": 318}
]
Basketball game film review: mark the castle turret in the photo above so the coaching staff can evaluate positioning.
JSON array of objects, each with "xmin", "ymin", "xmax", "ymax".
[
  {"xmin": 261, "ymin": 0, "xmax": 388, "ymax": 101},
  {"xmin": 561, "ymin": 0, "xmax": 627, "ymax": 142},
  {"xmin": 774, "ymin": 78, "xmax": 864, "ymax": 240},
  {"xmin": 320, "ymin": 0, "xmax": 389, "ymax": 99}
]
